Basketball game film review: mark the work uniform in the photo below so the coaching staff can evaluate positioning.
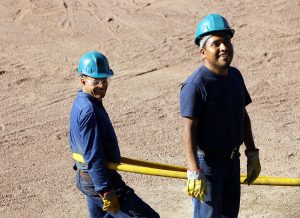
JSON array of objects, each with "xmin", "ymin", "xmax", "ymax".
[
  {"xmin": 180, "ymin": 65, "xmax": 252, "ymax": 218},
  {"xmin": 69, "ymin": 91, "xmax": 159, "ymax": 218}
]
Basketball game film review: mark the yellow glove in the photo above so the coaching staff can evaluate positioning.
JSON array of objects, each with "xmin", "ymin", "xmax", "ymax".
[
  {"xmin": 185, "ymin": 170, "xmax": 207, "ymax": 202},
  {"xmin": 244, "ymin": 149, "xmax": 261, "ymax": 185},
  {"xmin": 101, "ymin": 189, "xmax": 120, "ymax": 214}
]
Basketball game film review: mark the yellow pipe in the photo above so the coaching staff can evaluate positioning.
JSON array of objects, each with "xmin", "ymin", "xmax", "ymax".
[
  {"xmin": 73, "ymin": 153, "xmax": 300, "ymax": 186},
  {"xmin": 121, "ymin": 157, "xmax": 186, "ymax": 172},
  {"xmin": 73, "ymin": 153, "xmax": 186, "ymax": 171},
  {"xmin": 108, "ymin": 162, "xmax": 300, "ymax": 186},
  {"xmin": 108, "ymin": 162, "xmax": 187, "ymax": 179},
  {"xmin": 239, "ymin": 175, "xmax": 300, "ymax": 186},
  {"xmin": 120, "ymin": 157, "xmax": 300, "ymax": 186}
]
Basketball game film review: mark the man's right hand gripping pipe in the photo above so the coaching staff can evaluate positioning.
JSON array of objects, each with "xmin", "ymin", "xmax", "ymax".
[
  {"xmin": 185, "ymin": 170, "xmax": 208, "ymax": 202},
  {"xmin": 101, "ymin": 189, "xmax": 120, "ymax": 214}
]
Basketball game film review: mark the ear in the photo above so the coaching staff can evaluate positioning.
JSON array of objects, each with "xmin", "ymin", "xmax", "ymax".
[
  {"xmin": 200, "ymin": 48, "xmax": 206, "ymax": 60},
  {"xmin": 80, "ymin": 77, "xmax": 85, "ymax": 85}
]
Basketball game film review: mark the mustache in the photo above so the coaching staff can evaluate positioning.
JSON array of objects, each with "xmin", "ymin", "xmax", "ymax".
[
  {"xmin": 219, "ymin": 51, "xmax": 231, "ymax": 55},
  {"xmin": 93, "ymin": 87, "xmax": 106, "ymax": 91}
]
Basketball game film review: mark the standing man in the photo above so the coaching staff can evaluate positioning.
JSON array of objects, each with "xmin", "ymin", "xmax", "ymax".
[
  {"xmin": 69, "ymin": 51, "xmax": 160, "ymax": 218},
  {"xmin": 180, "ymin": 14, "xmax": 261, "ymax": 218}
]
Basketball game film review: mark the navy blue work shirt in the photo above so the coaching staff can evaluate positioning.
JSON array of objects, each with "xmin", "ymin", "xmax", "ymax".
[
  {"xmin": 69, "ymin": 91, "xmax": 124, "ymax": 194},
  {"xmin": 180, "ymin": 65, "xmax": 252, "ymax": 154}
]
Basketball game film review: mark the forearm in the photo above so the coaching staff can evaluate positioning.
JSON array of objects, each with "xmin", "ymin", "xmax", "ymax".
[
  {"xmin": 88, "ymin": 160, "xmax": 113, "ymax": 194},
  {"xmin": 82, "ymin": 134, "xmax": 113, "ymax": 194},
  {"xmin": 182, "ymin": 118, "xmax": 199, "ymax": 170},
  {"xmin": 183, "ymin": 135, "xmax": 199, "ymax": 170},
  {"xmin": 243, "ymin": 110, "xmax": 257, "ymax": 151}
]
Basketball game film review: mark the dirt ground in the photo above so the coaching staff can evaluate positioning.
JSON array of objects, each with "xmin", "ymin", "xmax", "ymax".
[{"xmin": 0, "ymin": 0, "xmax": 299, "ymax": 217}]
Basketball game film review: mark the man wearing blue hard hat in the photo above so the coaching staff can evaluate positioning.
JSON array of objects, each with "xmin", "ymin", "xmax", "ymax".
[
  {"xmin": 180, "ymin": 14, "xmax": 261, "ymax": 217},
  {"xmin": 69, "ymin": 51, "xmax": 159, "ymax": 218}
]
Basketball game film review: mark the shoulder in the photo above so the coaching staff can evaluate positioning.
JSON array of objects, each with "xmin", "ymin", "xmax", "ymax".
[
  {"xmin": 229, "ymin": 66, "xmax": 244, "ymax": 80},
  {"xmin": 73, "ymin": 92, "xmax": 99, "ymax": 117},
  {"xmin": 181, "ymin": 66, "xmax": 210, "ymax": 101},
  {"xmin": 74, "ymin": 97, "xmax": 99, "ymax": 128},
  {"xmin": 183, "ymin": 65, "xmax": 208, "ymax": 87}
]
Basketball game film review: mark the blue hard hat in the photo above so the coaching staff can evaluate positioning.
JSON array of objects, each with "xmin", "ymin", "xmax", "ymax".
[
  {"xmin": 77, "ymin": 51, "xmax": 113, "ymax": 78},
  {"xmin": 194, "ymin": 14, "xmax": 235, "ymax": 46}
]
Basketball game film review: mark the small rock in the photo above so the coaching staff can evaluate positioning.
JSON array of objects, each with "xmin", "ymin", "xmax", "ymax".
[
  {"xmin": 107, "ymin": 17, "xmax": 113, "ymax": 22},
  {"xmin": 0, "ymin": 70, "xmax": 5, "ymax": 75},
  {"xmin": 287, "ymin": 153, "xmax": 295, "ymax": 158}
]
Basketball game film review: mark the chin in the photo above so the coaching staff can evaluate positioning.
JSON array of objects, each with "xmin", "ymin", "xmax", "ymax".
[
  {"xmin": 219, "ymin": 57, "xmax": 232, "ymax": 66},
  {"xmin": 91, "ymin": 93, "xmax": 105, "ymax": 99},
  {"xmin": 220, "ymin": 61, "xmax": 232, "ymax": 68}
]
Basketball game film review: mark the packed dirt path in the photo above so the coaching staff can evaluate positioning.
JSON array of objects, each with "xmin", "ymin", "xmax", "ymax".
[{"xmin": 0, "ymin": 0, "xmax": 299, "ymax": 217}]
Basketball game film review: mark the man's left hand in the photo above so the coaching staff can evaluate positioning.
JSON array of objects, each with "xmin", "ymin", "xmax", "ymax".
[{"xmin": 244, "ymin": 149, "xmax": 261, "ymax": 185}]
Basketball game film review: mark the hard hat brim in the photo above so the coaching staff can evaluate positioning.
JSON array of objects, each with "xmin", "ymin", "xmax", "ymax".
[
  {"xmin": 79, "ymin": 69, "xmax": 114, "ymax": 79},
  {"xmin": 195, "ymin": 29, "xmax": 235, "ymax": 46}
]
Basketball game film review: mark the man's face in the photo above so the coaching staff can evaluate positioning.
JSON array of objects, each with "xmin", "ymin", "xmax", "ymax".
[
  {"xmin": 81, "ymin": 76, "xmax": 109, "ymax": 100},
  {"xmin": 201, "ymin": 33, "xmax": 234, "ymax": 71}
]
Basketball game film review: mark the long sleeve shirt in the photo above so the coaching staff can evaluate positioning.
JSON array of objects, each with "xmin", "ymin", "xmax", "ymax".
[{"xmin": 69, "ymin": 91, "xmax": 124, "ymax": 194}]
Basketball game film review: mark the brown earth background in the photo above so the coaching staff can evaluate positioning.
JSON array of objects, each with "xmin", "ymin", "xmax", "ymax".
[{"xmin": 0, "ymin": 0, "xmax": 299, "ymax": 217}]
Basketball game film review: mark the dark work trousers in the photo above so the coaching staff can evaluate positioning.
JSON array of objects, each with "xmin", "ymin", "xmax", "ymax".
[
  {"xmin": 76, "ymin": 172, "xmax": 160, "ymax": 218},
  {"xmin": 192, "ymin": 155, "xmax": 241, "ymax": 218}
]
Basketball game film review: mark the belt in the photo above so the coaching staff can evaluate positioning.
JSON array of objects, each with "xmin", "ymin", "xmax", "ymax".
[
  {"xmin": 77, "ymin": 169, "xmax": 91, "ymax": 181},
  {"xmin": 197, "ymin": 147, "xmax": 240, "ymax": 159}
]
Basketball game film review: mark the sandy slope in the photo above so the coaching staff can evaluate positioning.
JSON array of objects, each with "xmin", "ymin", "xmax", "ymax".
[{"xmin": 0, "ymin": 0, "xmax": 299, "ymax": 217}]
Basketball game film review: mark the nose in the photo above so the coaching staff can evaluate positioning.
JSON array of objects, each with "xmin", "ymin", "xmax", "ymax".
[
  {"xmin": 220, "ymin": 42, "xmax": 228, "ymax": 50},
  {"xmin": 96, "ymin": 83, "xmax": 104, "ymax": 87},
  {"xmin": 96, "ymin": 81, "xmax": 109, "ymax": 88},
  {"xmin": 220, "ymin": 39, "xmax": 232, "ymax": 51}
]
